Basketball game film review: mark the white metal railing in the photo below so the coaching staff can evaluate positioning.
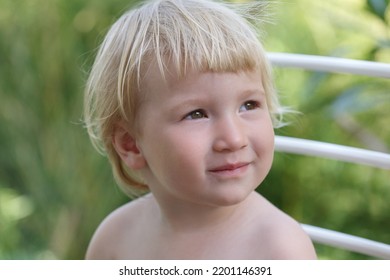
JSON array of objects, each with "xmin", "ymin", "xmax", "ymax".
[
  {"xmin": 270, "ymin": 53, "xmax": 390, "ymax": 259},
  {"xmin": 275, "ymin": 136, "xmax": 390, "ymax": 170},
  {"xmin": 268, "ymin": 52, "xmax": 390, "ymax": 78},
  {"xmin": 302, "ymin": 224, "xmax": 390, "ymax": 259}
]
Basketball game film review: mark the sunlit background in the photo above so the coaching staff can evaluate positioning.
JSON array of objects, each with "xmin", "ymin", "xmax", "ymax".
[{"xmin": 0, "ymin": 0, "xmax": 389, "ymax": 259}]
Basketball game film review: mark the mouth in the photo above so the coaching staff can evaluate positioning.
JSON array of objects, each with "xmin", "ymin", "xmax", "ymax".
[{"xmin": 208, "ymin": 162, "xmax": 251, "ymax": 177}]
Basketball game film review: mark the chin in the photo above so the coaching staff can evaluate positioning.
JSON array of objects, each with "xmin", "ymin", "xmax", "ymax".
[{"xmin": 209, "ymin": 189, "xmax": 254, "ymax": 207}]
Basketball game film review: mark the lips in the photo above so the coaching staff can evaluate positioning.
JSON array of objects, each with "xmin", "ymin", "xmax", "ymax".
[
  {"xmin": 208, "ymin": 162, "xmax": 251, "ymax": 177},
  {"xmin": 210, "ymin": 162, "xmax": 249, "ymax": 172}
]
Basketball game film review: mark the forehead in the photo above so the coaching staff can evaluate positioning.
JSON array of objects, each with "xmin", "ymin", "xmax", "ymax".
[
  {"xmin": 141, "ymin": 62, "xmax": 264, "ymax": 103},
  {"xmin": 141, "ymin": 58, "xmax": 263, "ymax": 94}
]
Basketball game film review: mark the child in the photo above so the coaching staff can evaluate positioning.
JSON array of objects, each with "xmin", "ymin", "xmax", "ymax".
[{"xmin": 84, "ymin": 0, "xmax": 317, "ymax": 259}]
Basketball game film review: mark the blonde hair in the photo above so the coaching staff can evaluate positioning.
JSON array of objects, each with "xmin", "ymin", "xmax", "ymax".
[{"xmin": 84, "ymin": 0, "xmax": 284, "ymax": 195}]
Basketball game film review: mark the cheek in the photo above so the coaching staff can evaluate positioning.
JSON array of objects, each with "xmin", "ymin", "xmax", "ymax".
[
  {"xmin": 264, "ymin": 128, "xmax": 275, "ymax": 169},
  {"xmin": 140, "ymin": 136, "xmax": 208, "ymax": 197},
  {"xmin": 265, "ymin": 127, "xmax": 275, "ymax": 156},
  {"xmin": 253, "ymin": 121, "xmax": 275, "ymax": 159},
  {"xmin": 140, "ymin": 128, "xmax": 207, "ymax": 175}
]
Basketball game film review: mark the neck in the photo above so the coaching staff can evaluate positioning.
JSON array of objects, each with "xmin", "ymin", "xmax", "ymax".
[{"xmin": 151, "ymin": 191, "xmax": 259, "ymax": 234}]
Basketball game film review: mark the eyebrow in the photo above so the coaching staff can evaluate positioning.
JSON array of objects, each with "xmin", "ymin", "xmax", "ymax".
[
  {"xmin": 168, "ymin": 97, "xmax": 208, "ymax": 113},
  {"xmin": 233, "ymin": 88, "xmax": 266, "ymax": 103},
  {"xmin": 241, "ymin": 88, "xmax": 265, "ymax": 97},
  {"xmin": 168, "ymin": 88, "xmax": 265, "ymax": 111}
]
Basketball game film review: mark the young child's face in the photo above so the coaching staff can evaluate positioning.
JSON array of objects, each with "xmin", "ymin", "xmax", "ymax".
[{"xmin": 135, "ymin": 66, "xmax": 274, "ymax": 208}]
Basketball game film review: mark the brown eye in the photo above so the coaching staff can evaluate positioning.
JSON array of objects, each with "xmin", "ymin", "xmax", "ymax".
[
  {"xmin": 240, "ymin": 101, "xmax": 260, "ymax": 111},
  {"xmin": 184, "ymin": 109, "xmax": 207, "ymax": 120}
]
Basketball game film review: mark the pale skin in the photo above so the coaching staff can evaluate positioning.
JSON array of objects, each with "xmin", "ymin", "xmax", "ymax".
[{"xmin": 86, "ymin": 67, "xmax": 317, "ymax": 260}]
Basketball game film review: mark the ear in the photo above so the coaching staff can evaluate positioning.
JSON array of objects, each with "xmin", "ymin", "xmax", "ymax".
[{"xmin": 112, "ymin": 123, "xmax": 146, "ymax": 170}]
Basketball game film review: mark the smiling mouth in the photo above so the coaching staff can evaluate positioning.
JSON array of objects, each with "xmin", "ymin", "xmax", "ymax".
[{"xmin": 208, "ymin": 162, "xmax": 250, "ymax": 176}]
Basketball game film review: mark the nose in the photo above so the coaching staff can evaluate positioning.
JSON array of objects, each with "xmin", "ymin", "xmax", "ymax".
[{"xmin": 212, "ymin": 116, "xmax": 248, "ymax": 152}]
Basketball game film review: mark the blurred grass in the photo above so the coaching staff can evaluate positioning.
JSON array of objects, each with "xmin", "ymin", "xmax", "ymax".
[
  {"xmin": 0, "ymin": 0, "xmax": 389, "ymax": 259},
  {"xmin": 0, "ymin": 0, "xmax": 137, "ymax": 259}
]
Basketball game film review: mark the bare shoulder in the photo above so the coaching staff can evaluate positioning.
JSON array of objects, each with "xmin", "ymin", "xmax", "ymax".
[
  {"xmin": 85, "ymin": 194, "xmax": 155, "ymax": 259},
  {"xmin": 254, "ymin": 195, "xmax": 317, "ymax": 259}
]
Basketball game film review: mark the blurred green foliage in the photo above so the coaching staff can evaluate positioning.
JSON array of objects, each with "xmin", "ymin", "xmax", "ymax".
[{"xmin": 0, "ymin": 0, "xmax": 389, "ymax": 259}]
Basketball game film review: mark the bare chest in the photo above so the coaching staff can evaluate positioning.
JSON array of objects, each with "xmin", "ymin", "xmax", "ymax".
[{"xmin": 113, "ymin": 226, "xmax": 264, "ymax": 260}]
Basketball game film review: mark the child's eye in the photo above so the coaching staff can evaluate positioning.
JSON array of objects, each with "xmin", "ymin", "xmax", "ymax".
[
  {"xmin": 184, "ymin": 109, "xmax": 207, "ymax": 120},
  {"xmin": 240, "ymin": 100, "xmax": 260, "ymax": 112}
]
